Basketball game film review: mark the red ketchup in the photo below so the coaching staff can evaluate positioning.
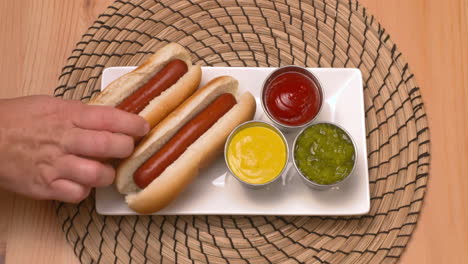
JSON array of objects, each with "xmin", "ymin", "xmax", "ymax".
[{"xmin": 264, "ymin": 71, "xmax": 321, "ymax": 126}]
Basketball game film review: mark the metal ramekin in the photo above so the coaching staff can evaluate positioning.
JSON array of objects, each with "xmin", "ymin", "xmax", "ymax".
[
  {"xmin": 292, "ymin": 122, "xmax": 358, "ymax": 190},
  {"xmin": 224, "ymin": 121, "xmax": 289, "ymax": 188},
  {"xmin": 261, "ymin": 65, "xmax": 324, "ymax": 132}
]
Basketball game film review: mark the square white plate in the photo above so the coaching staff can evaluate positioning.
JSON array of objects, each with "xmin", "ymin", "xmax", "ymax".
[{"xmin": 96, "ymin": 67, "xmax": 370, "ymax": 215}]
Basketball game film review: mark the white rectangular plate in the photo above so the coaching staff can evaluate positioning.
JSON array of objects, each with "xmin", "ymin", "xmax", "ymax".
[{"xmin": 96, "ymin": 67, "xmax": 370, "ymax": 215}]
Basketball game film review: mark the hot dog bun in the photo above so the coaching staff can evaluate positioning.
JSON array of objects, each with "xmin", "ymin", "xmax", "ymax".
[
  {"xmin": 116, "ymin": 76, "xmax": 256, "ymax": 214},
  {"xmin": 89, "ymin": 42, "xmax": 201, "ymax": 128}
]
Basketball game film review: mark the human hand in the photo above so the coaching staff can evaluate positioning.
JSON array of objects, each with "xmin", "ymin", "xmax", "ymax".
[{"xmin": 0, "ymin": 95, "xmax": 149, "ymax": 203}]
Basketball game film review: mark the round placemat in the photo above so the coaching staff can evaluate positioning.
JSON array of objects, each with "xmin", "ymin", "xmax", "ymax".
[{"xmin": 54, "ymin": 0, "xmax": 430, "ymax": 263}]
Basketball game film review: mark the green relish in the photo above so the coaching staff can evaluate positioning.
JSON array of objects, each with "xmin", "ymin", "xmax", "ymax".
[{"xmin": 294, "ymin": 123, "xmax": 355, "ymax": 185}]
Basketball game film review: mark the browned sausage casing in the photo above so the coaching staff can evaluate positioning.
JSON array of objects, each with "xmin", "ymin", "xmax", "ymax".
[
  {"xmin": 134, "ymin": 93, "xmax": 237, "ymax": 188},
  {"xmin": 116, "ymin": 59, "xmax": 188, "ymax": 114}
]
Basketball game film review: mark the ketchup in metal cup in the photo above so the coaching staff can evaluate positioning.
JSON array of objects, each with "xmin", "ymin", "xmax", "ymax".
[{"xmin": 263, "ymin": 68, "xmax": 322, "ymax": 126}]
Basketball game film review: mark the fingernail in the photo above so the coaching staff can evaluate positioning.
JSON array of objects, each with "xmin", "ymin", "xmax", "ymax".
[{"xmin": 144, "ymin": 122, "xmax": 150, "ymax": 134}]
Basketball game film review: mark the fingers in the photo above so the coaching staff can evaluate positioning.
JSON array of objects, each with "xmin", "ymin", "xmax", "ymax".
[
  {"xmin": 73, "ymin": 104, "xmax": 150, "ymax": 137},
  {"xmin": 55, "ymin": 155, "xmax": 115, "ymax": 187},
  {"xmin": 63, "ymin": 128, "xmax": 134, "ymax": 159},
  {"xmin": 49, "ymin": 179, "xmax": 91, "ymax": 203},
  {"xmin": 43, "ymin": 155, "xmax": 114, "ymax": 203}
]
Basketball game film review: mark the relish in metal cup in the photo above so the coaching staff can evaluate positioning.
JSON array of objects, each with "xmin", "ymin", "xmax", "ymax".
[{"xmin": 292, "ymin": 122, "xmax": 357, "ymax": 190}]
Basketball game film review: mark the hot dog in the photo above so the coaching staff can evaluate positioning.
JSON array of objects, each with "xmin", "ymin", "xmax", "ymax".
[
  {"xmin": 89, "ymin": 43, "xmax": 201, "ymax": 129},
  {"xmin": 134, "ymin": 93, "xmax": 237, "ymax": 188},
  {"xmin": 116, "ymin": 59, "xmax": 188, "ymax": 114},
  {"xmin": 116, "ymin": 76, "xmax": 256, "ymax": 214}
]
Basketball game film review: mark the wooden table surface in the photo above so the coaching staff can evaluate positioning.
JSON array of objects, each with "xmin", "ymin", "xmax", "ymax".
[{"xmin": 0, "ymin": 0, "xmax": 466, "ymax": 263}]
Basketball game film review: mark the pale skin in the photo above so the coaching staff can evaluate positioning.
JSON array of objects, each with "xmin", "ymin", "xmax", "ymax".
[{"xmin": 0, "ymin": 95, "xmax": 149, "ymax": 203}]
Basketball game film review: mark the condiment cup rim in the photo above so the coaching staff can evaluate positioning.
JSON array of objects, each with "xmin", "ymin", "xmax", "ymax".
[
  {"xmin": 292, "ymin": 122, "xmax": 358, "ymax": 188},
  {"xmin": 224, "ymin": 120, "xmax": 290, "ymax": 188},
  {"xmin": 260, "ymin": 65, "xmax": 325, "ymax": 130}
]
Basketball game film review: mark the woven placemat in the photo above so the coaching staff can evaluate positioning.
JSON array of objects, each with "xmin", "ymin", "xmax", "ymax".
[{"xmin": 54, "ymin": 0, "xmax": 430, "ymax": 263}]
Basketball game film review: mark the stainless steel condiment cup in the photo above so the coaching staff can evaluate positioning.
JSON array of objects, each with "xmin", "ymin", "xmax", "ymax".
[
  {"xmin": 261, "ymin": 65, "xmax": 324, "ymax": 132},
  {"xmin": 224, "ymin": 121, "xmax": 289, "ymax": 188},
  {"xmin": 292, "ymin": 122, "xmax": 358, "ymax": 190}
]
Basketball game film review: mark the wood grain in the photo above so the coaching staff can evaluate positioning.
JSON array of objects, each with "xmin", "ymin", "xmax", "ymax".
[
  {"xmin": 0, "ymin": 0, "xmax": 466, "ymax": 263},
  {"xmin": 0, "ymin": 1, "xmax": 112, "ymax": 264},
  {"xmin": 362, "ymin": 1, "xmax": 468, "ymax": 263}
]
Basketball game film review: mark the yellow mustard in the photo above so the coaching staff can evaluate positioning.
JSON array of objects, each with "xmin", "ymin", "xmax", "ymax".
[{"xmin": 227, "ymin": 126, "xmax": 287, "ymax": 184}]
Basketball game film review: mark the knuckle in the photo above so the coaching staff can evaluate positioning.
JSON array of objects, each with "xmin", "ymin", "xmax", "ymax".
[
  {"xmin": 84, "ymin": 162, "xmax": 101, "ymax": 184},
  {"xmin": 93, "ymin": 132, "xmax": 112, "ymax": 155},
  {"xmin": 37, "ymin": 164, "xmax": 57, "ymax": 186},
  {"xmin": 61, "ymin": 128, "xmax": 79, "ymax": 153},
  {"xmin": 98, "ymin": 106, "xmax": 118, "ymax": 127},
  {"xmin": 57, "ymin": 99, "xmax": 79, "ymax": 118}
]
